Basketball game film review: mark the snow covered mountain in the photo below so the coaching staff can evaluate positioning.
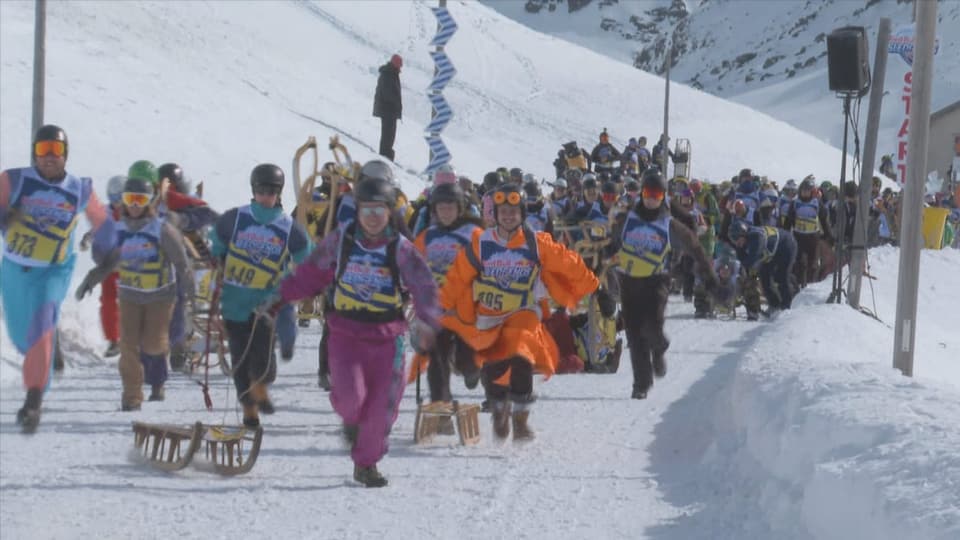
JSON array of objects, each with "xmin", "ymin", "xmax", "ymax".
[
  {"xmin": 1, "ymin": 1, "xmax": 959, "ymax": 538},
  {"xmin": 483, "ymin": 0, "xmax": 960, "ymax": 152}
]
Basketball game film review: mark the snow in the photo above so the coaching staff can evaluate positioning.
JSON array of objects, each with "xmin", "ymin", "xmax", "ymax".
[{"xmin": 2, "ymin": 1, "xmax": 959, "ymax": 538}]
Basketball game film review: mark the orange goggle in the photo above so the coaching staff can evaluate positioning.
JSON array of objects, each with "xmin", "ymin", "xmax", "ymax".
[
  {"xmin": 34, "ymin": 140, "xmax": 66, "ymax": 157},
  {"xmin": 493, "ymin": 191, "xmax": 522, "ymax": 206},
  {"xmin": 121, "ymin": 192, "xmax": 152, "ymax": 208},
  {"xmin": 602, "ymin": 192, "xmax": 619, "ymax": 203},
  {"xmin": 641, "ymin": 187, "xmax": 665, "ymax": 200}
]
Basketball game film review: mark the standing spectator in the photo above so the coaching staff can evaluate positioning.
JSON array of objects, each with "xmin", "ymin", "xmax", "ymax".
[{"xmin": 373, "ymin": 54, "xmax": 403, "ymax": 162}]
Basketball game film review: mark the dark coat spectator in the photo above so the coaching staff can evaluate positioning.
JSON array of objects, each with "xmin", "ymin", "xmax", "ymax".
[{"xmin": 373, "ymin": 54, "xmax": 403, "ymax": 161}]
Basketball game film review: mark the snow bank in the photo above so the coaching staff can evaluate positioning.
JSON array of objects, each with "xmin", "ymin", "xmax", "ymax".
[{"xmin": 720, "ymin": 248, "xmax": 960, "ymax": 539}]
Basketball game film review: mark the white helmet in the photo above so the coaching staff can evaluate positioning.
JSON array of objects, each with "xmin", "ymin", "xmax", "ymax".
[
  {"xmin": 106, "ymin": 175, "xmax": 127, "ymax": 205},
  {"xmin": 551, "ymin": 178, "xmax": 567, "ymax": 189}
]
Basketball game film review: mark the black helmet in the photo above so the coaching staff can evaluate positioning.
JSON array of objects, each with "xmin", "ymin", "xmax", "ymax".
[
  {"xmin": 641, "ymin": 169, "xmax": 666, "ymax": 192},
  {"xmin": 728, "ymin": 220, "xmax": 749, "ymax": 242},
  {"xmin": 601, "ymin": 181, "xmax": 619, "ymax": 195},
  {"xmin": 483, "ymin": 171, "xmax": 501, "ymax": 189},
  {"xmin": 157, "ymin": 163, "xmax": 188, "ymax": 194},
  {"xmin": 582, "ymin": 178, "xmax": 598, "ymax": 190},
  {"xmin": 625, "ymin": 179, "xmax": 640, "ymax": 192},
  {"xmin": 123, "ymin": 176, "xmax": 155, "ymax": 198},
  {"xmin": 359, "ymin": 160, "xmax": 394, "ymax": 184},
  {"xmin": 522, "ymin": 180, "xmax": 541, "ymax": 200},
  {"xmin": 33, "ymin": 124, "xmax": 68, "ymax": 158},
  {"xmin": 509, "ymin": 167, "xmax": 523, "ymax": 181},
  {"xmin": 354, "ymin": 176, "xmax": 397, "ymax": 208},
  {"xmin": 738, "ymin": 168, "xmax": 753, "ymax": 180},
  {"xmin": 429, "ymin": 182, "xmax": 464, "ymax": 209},
  {"xmin": 250, "ymin": 163, "xmax": 284, "ymax": 193},
  {"xmin": 597, "ymin": 171, "xmax": 611, "ymax": 184}
]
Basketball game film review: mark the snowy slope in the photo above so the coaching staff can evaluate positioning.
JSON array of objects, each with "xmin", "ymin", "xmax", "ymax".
[
  {"xmin": 2, "ymin": 1, "xmax": 960, "ymax": 539},
  {"xmin": 483, "ymin": 0, "xmax": 960, "ymax": 153}
]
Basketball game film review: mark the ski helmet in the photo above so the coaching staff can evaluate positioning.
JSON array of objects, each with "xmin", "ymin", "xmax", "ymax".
[
  {"xmin": 358, "ymin": 160, "xmax": 394, "ymax": 185},
  {"xmin": 33, "ymin": 124, "xmax": 69, "ymax": 158},
  {"xmin": 429, "ymin": 182, "xmax": 465, "ymax": 211},
  {"xmin": 122, "ymin": 176, "xmax": 156, "ymax": 205},
  {"xmin": 523, "ymin": 180, "xmax": 542, "ymax": 200},
  {"xmin": 509, "ymin": 167, "xmax": 523, "ymax": 182},
  {"xmin": 551, "ymin": 178, "xmax": 567, "ymax": 189},
  {"xmin": 128, "ymin": 160, "xmax": 158, "ymax": 185},
  {"xmin": 158, "ymin": 162, "xmax": 188, "ymax": 194},
  {"xmin": 433, "ymin": 163, "xmax": 457, "ymax": 185},
  {"xmin": 106, "ymin": 175, "xmax": 127, "ymax": 205},
  {"xmin": 492, "ymin": 184, "xmax": 525, "ymax": 221},
  {"xmin": 641, "ymin": 169, "xmax": 667, "ymax": 192},
  {"xmin": 601, "ymin": 181, "xmax": 619, "ymax": 196},
  {"xmin": 354, "ymin": 176, "xmax": 397, "ymax": 208},
  {"xmin": 799, "ymin": 178, "xmax": 815, "ymax": 192},
  {"xmin": 624, "ymin": 179, "xmax": 640, "ymax": 193},
  {"xmin": 582, "ymin": 177, "xmax": 598, "ymax": 191},
  {"xmin": 482, "ymin": 171, "xmax": 501, "ymax": 190},
  {"xmin": 250, "ymin": 163, "xmax": 284, "ymax": 193},
  {"xmin": 728, "ymin": 220, "xmax": 749, "ymax": 242}
]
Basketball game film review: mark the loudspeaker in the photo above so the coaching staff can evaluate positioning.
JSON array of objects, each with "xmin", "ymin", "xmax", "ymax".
[{"xmin": 827, "ymin": 26, "xmax": 871, "ymax": 96}]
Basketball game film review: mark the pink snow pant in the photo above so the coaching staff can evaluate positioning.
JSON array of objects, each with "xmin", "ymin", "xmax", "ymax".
[{"xmin": 327, "ymin": 329, "xmax": 406, "ymax": 468}]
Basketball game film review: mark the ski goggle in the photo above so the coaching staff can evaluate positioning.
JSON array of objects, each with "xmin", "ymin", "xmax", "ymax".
[
  {"xmin": 34, "ymin": 140, "xmax": 66, "ymax": 157},
  {"xmin": 493, "ymin": 191, "xmax": 522, "ymax": 206},
  {"xmin": 253, "ymin": 184, "xmax": 282, "ymax": 196},
  {"xmin": 641, "ymin": 186, "xmax": 665, "ymax": 200},
  {"xmin": 358, "ymin": 206, "xmax": 388, "ymax": 218},
  {"xmin": 121, "ymin": 192, "xmax": 152, "ymax": 208},
  {"xmin": 602, "ymin": 192, "xmax": 619, "ymax": 203}
]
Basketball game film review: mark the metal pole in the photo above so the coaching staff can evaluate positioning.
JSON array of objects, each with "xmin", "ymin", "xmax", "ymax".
[
  {"xmin": 848, "ymin": 18, "xmax": 891, "ymax": 308},
  {"xmin": 31, "ymin": 0, "xmax": 46, "ymax": 146},
  {"xmin": 661, "ymin": 37, "xmax": 671, "ymax": 176},
  {"xmin": 893, "ymin": 0, "xmax": 937, "ymax": 377},
  {"xmin": 829, "ymin": 95, "xmax": 851, "ymax": 304}
]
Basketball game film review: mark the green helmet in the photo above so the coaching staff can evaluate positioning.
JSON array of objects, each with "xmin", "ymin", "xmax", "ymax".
[{"xmin": 128, "ymin": 160, "xmax": 158, "ymax": 186}]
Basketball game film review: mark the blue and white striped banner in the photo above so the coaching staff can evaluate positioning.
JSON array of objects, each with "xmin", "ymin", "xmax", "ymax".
[
  {"xmin": 424, "ymin": 3, "xmax": 457, "ymax": 176},
  {"xmin": 430, "ymin": 7, "xmax": 458, "ymax": 47},
  {"xmin": 424, "ymin": 135, "xmax": 451, "ymax": 175},
  {"xmin": 428, "ymin": 51, "xmax": 456, "ymax": 93},
  {"xmin": 425, "ymin": 93, "xmax": 452, "ymax": 133}
]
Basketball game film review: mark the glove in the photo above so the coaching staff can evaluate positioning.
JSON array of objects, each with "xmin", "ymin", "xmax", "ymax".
[
  {"xmin": 79, "ymin": 231, "xmax": 93, "ymax": 252},
  {"xmin": 75, "ymin": 273, "xmax": 97, "ymax": 301},
  {"xmin": 409, "ymin": 319, "xmax": 437, "ymax": 354},
  {"xmin": 0, "ymin": 208, "xmax": 22, "ymax": 228},
  {"xmin": 596, "ymin": 288, "xmax": 616, "ymax": 319}
]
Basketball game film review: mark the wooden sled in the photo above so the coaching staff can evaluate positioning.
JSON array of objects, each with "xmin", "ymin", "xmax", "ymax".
[
  {"xmin": 414, "ymin": 401, "xmax": 481, "ymax": 446},
  {"xmin": 132, "ymin": 422, "xmax": 264, "ymax": 475}
]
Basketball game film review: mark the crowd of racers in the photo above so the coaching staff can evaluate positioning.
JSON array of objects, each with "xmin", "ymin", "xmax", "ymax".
[{"xmin": 4, "ymin": 125, "xmax": 958, "ymax": 486}]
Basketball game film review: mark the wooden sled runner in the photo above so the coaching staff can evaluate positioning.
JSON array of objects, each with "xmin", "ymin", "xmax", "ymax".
[
  {"xmin": 132, "ymin": 421, "xmax": 264, "ymax": 475},
  {"xmin": 414, "ymin": 401, "xmax": 481, "ymax": 446}
]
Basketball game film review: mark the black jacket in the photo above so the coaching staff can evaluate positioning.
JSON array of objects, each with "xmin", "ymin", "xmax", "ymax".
[{"xmin": 373, "ymin": 63, "xmax": 402, "ymax": 120}]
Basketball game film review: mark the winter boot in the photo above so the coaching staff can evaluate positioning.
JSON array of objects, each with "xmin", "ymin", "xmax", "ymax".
[
  {"xmin": 16, "ymin": 389, "xmax": 44, "ymax": 434},
  {"xmin": 607, "ymin": 338, "xmax": 623, "ymax": 374},
  {"xmin": 491, "ymin": 400, "xmax": 511, "ymax": 439},
  {"xmin": 250, "ymin": 383, "xmax": 274, "ymax": 415},
  {"xmin": 242, "ymin": 402, "xmax": 260, "ymax": 429},
  {"xmin": 121, "ymin": 401, "xmax": 141, "ymax": 412},
  {"xmin": 104, "ymin": 341, "xmax": 120, "ymax": 358},
  {"xmin": 631, "ymin": 386, "xmax": 648, "ymax": 400},
  {"xmin": 148, "ymin": 384, "xmax": 165, "ymax": 402},
  {"xmin": 298, "ymin": 318, "xmax": 310, "ymax": 328},
  {"xmin": 463, "ymin": 369, "xmax": 481, "ymax": 390},
  {"xmin": 511, "ymin": 405, "xmax": 535, "ymax": 441},
  {"xmin": 280, "ymin": 343, "xmax": 294, "ymax": 362},
  {"xmin": 353, "ymin": 464, "xmax": 388, "ymax": 488},
  {"xmin": 168, "ymin": 349, "xmax": 188, "ymax": 370}
]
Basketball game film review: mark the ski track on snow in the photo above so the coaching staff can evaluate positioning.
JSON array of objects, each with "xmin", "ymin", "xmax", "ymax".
[{"xmin": 0, "ymin": 297, "xmax": 759, "ymax": 539}]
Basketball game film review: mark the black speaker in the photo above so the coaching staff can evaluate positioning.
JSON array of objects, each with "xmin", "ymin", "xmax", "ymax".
[{"xmin": 827, "ymin": 26, "xmax": 871, "ymax": 96}]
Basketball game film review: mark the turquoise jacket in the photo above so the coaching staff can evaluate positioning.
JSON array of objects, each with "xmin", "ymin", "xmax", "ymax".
[{"xmin": 210, "ymin": 201, "xmax": 312, "ymax": 322}]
